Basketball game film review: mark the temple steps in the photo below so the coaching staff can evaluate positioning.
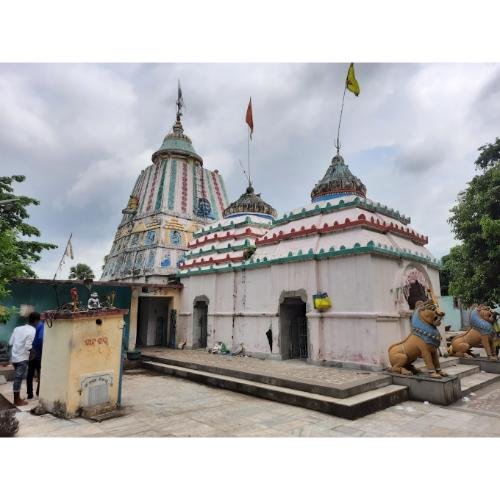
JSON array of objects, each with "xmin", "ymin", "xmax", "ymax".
[
  {"xmin": 141, "ymin": 359, "xmax": 408, "ymax": 420},
  {"xmin": 140, "ymin": 353, "xmax": 391, "ymax": 399},
  {"xmin": 413, "ymin": 357, "xmax": 500, "ymax": 398},
  {"xmin": 139, "ymin": 350, "xmax": 500, "ymax": 417},
  {"xmin": 460, "ymin": 372, "xmax": 500, "ymax": 396}
]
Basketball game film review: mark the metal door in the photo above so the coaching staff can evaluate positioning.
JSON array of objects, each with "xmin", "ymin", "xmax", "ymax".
[
  {"xmin": 199, "ymin": 306, "xmax": 208, "ymax": 348},
  {"xmin": 154, "ymin": 315, "xmax": 165, "ymax": 345},
  {"xmin": 288, "ymin": 317, "xmax": 308, "ymax": 359},
  {"xmin": 297, "ymin": 317, "xmax": 308, "ymax": 359}
]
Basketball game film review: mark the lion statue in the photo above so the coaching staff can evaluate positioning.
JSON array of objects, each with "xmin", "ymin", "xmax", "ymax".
[
  {"xmin": 448, "ymin": 305, "xmax": 497, "ymax": 360},
  {"xmin": 388, "ymin": 299, "xmax": 448, "ymax": 378}
]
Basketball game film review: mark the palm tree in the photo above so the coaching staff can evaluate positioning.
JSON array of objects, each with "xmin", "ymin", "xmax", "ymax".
[{"xmin": 68, "ymin": 263, "xmax": 95, "ymax": 280}]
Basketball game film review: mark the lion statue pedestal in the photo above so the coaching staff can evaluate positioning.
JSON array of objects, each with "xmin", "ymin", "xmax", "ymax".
[
  {"xmin": 388, "ymin": 300, "xmax": 448, "ymax": 379},
  {"xmin": 448, "ymin": 305, "xmax": 498, "ymax": 360}
]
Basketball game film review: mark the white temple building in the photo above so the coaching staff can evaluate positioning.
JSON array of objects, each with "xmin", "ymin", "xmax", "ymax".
[{"xmin": 177, "ymin": 153, "xmax": 441, "ymax": 371}]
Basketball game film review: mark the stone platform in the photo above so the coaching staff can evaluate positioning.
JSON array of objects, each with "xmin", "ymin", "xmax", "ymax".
[
  {"xmin": 140, "ymin": 348, "xmax": 407, "ymax": 420},
  {"xmin": 390, "ymin": 373, "xmax": 461, "ymax": 405}
]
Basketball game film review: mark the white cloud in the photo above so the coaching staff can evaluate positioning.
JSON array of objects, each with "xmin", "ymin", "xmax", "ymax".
[
  {"xmin": 0, "ymin": 73, "xmax": 57, "ymax": 151},
  {"xmin": 1, "ymin": 63, "xmax": 497, "ymax": 277}
]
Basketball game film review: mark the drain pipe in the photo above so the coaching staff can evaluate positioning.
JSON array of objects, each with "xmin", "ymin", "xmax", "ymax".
[{"xmin": 117, "ymin": 321, "xmax": 126, "ymax": 406}]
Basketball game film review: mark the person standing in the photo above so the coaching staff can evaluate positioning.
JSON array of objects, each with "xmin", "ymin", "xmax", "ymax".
[
  {"xmin": 27, "ymin": 319, "xmax": 44, "ymax": 399},
  {"xmin": 8, "ymin": 311, "xmax": 40, "ymax": 406}
]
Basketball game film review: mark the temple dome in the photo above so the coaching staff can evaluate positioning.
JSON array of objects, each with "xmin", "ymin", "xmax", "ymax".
[
  {"xmin": 310, "ymin": 154, "xmax": 366, "ymax": 202},
  {"xmin": 152, "ymin": 118, "xmax": 203, "ymax": 164},
  {"xmin": 223, "ymin": 183, "xmax": 277, "ymax": 219}
]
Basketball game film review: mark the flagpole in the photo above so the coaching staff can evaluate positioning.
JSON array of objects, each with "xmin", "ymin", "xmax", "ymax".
[
  {"xmin": 247, "ymin": 127, "xmax": 251, "ymax": 186},
  {"xmin": 53, "ymin": 233, "xmax": 72, "ymax": 280},
  {"xmin": 335, "ymin": 85, "xmax": 347, "ymax": 155}
]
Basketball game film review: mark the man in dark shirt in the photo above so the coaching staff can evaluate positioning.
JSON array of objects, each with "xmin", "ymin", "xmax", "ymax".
[{"xmin": 26, "ymin": 320, "xmax": 44, "ymax": 399}]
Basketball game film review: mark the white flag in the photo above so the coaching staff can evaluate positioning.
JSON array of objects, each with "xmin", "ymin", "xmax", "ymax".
[{"xmin": 65, "ymin": 238, "xmax": 74, "ymax": 259}]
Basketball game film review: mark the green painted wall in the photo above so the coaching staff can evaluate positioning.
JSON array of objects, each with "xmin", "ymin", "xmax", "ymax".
[
  {"xmin": 438, "ymin": 295, "xmax": 464, "ymax": 331},
  {"xmin": 0, "ymin": 282, "xmax": 132, "ymax": 349}
]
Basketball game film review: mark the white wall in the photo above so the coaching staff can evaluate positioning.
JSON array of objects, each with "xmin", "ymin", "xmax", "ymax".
[{"xmin": 179, "ymin": 254, "xmax": 441, "ymax": 370}]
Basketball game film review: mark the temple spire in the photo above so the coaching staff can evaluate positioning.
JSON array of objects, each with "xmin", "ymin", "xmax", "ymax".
[
  {"xmin": 176, "ymin": 80, "xmax": 184, "ymax": 122},
  {"xmin": 172, "ymin": 80, "xmax": 185, "ymax": 134}
]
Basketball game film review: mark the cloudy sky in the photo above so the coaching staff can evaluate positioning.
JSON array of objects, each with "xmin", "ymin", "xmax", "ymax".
[{"xmin": 1, "ymin": 63, "xmax": 499, "ymax": 279}]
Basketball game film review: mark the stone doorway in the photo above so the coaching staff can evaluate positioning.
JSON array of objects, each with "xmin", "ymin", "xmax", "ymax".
[
  {"xmin": 280, "ymin": 297, "xmax": 308, "ymax": 359},
  {"xmin": 193, "ymin": 299, "xmax": 209, "ymax": 349},
  {"xmin": 137, "ymin": 297, "xmax": 172, "ymax": 347},
  {"xmin": 407, "ymin": 281, "xmax": 428, "ymax": 310}
]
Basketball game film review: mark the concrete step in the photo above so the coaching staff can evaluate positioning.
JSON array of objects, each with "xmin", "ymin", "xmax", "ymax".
[
  {"xmin": 414, "ymin": 356, "xmax": 460, "ymax": 370},
  {"xmin": 441, "ymin": 364, "xmax": 480, "ymax": 380},
  {"xmin": 141, "ymin": 360, "xmax": 408, "ymax": 420},
  {"xmin": 460, "ymin": 372, "xmax": 500, "ymax": 396},
  {"xmin": 458, "ymin": 357, "xmax": 500, "ymax": 374},
  {"xmin": 140, "ymin": 354, "xmax": 392, "ymax": 399}
]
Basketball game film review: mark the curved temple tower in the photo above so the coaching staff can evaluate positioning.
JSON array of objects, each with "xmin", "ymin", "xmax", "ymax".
[{"xmin": 101, "ymin": 99, "xmax": 229, "ymax": 284}]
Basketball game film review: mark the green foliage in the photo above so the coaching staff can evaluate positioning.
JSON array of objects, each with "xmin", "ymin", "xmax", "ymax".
[
  {"xmin": 0, "ymin": 305, "xmax": 17, "ymax": 324},
  {"xmin": 0, "ymin": 176, "xmax": 57, "ymax": 301},
  {"xmin": 69, "ymin": 263, "xmax": 95, "ymax": 280},
  {"xmin": 444, "ymin": 141, "xmax": 500, "ymax": 306},
  {"xmin": 475, "ymin": 137, "xmax": 500, "ymax": 171},
  {"xmin": 439, "ymin": 254, "xmax": 451, "ymax": 296}
]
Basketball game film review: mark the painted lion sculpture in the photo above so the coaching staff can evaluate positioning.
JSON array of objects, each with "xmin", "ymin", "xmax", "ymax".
[
  {"xmin": 388, "ymin": 299, "xmax": 448, "ymax": 378},
  {"xmin": 448, "ymin": 305, "xmax": 498, "ymax": 360}
]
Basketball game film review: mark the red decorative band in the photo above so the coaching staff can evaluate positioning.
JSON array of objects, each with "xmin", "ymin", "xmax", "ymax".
[{"xmin": 255, "ymin": 214, "xmax": 428, "ymax": 246}]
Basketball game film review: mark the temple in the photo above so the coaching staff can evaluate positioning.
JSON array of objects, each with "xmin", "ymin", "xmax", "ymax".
[
  {"xmin": 101, "ymin": 96, "xmax": 229, "ymax": 284},
  {"xmin": 102, "ymin": 89, "xmax": 442, "ymax": 371}
]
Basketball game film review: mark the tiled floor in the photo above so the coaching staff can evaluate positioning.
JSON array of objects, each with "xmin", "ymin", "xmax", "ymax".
[{"xmin": 1, "ymin": 369, "xmax": 499, "ymax": 437}]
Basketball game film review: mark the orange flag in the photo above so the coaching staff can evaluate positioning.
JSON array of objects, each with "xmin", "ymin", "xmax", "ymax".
[{"xmin": 245, "ymin": 98, "xmax": 254, "ymax": 139}]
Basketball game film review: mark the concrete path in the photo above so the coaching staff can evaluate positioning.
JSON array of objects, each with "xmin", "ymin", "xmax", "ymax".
[{"xmin": 1, "ymin": 369, "xmax": 499, "ymax": 437}]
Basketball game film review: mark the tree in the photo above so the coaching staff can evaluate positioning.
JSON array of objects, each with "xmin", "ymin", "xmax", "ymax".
[
  {"xmin": 69, "ymin": 263, "xmax": 95, "ymax": 280},
  {"xmin": 0, "ymin": 176, "xmax": 57, "ymax": 310},
  {"xmin": 439, "ymin": 253, "xmax": 451, "ymax": 296},
  {"xmin": 444, "ymin": 139, "xmax": 500, "ymax": 306}
]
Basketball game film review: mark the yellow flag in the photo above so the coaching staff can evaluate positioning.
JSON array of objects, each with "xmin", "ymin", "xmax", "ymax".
[{"xmin": 346, "ymin": 63, "xmax": 360, "ymax": 96}]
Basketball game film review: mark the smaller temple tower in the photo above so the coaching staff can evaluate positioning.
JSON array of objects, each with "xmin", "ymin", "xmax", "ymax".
[
  {"xmin": 101, "ymin": 88, "xmax": 229, "ymax": 284},
  {"xmin": 179, "ymin": 182, "xmax": 277, "ymax": 275}
]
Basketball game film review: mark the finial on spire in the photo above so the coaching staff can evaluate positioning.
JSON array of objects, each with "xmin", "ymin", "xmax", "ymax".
[
  {"xmin": 176, "ymin": 79, "xmax": 184, "ymax": 122},
  {"xmin": 238, "ymin": 158, "xmax": 251, "ymax": 187},
  {"xmin": 335, "ymin": 137, "xmax": 341, "ymax": 156}
]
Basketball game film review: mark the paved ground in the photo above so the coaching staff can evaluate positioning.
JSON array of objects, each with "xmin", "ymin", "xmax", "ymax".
[
  {"xmin": 141, "ymin": 347, "xmax": 385, "ymax": 388},
  {"xmin": 1, "ymin": 368, "xmax": 500, "ymax": 437}
]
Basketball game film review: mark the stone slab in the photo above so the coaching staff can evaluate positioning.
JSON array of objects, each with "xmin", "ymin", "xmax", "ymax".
[
  {"xmin": 459, "ymin": 357, "xmax": 500, "ymax": 374},
  {"xmin": 391, "ymin": 373, "xmax": 462, "ymax": 405}
]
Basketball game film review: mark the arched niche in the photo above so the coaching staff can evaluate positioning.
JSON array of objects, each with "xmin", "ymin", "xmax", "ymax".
[{"xmin": 393, "ymin": 263, "xmax": 434, "ymax": 311}]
